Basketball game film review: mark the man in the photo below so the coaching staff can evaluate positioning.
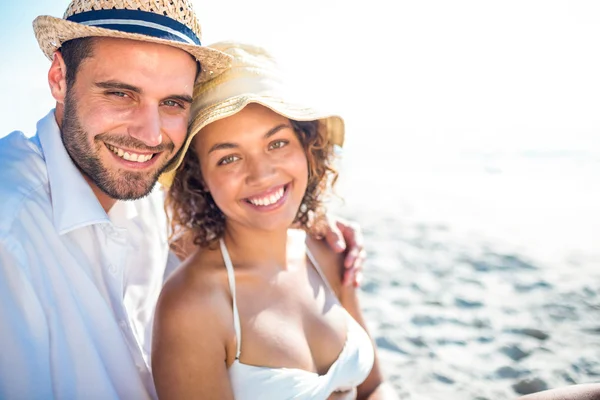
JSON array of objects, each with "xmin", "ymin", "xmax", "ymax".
[{"xmin": 0, "ymin": 0, "xmax": 365, "ymax": 398}]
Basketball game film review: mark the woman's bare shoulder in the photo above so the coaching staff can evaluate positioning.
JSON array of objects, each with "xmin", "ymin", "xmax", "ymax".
[
  {"xmin": 157, "ymin": 246, "xmax": 231, "ymax": 332},
  {"xmin": 305, "ymin": 233, "xmax": 345, "ymax": 297},
  {"xmin": 152, "ymin": 244, "xmax": 236, "ymax": 399}
]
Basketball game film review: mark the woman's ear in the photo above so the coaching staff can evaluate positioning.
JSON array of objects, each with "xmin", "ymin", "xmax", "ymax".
[{"xmin": 48, "ymin": 51, "xmax": 68, "ymax": 104}]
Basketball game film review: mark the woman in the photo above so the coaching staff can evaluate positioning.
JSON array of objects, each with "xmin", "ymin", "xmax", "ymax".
[{"xmin": 153, "ymin": 42, "xmax": 398, "ymax": 399}]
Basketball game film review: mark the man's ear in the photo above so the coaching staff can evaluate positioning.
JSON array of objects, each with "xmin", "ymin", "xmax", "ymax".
[{"xmin": 48, "ymin": 51, "xmax": 68, "ymax": 104}]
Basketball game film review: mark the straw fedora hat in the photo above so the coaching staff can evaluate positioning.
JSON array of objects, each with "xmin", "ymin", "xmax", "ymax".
[
  {"xmin": 159, "ymin": 41, "xmax": 345, "ymax": 187},
  {"xmin": 32, "ymin": 0, "xmax": 231, "ymax": 83}
]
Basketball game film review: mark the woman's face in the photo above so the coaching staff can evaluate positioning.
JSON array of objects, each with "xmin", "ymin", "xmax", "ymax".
[{"xmin": 193, "ymin": 104, "xmax": 309, "ymax": 233}]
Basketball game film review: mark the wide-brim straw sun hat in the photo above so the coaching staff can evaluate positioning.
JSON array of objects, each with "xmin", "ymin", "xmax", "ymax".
[
  {"xmin": 32, "ymin": 0, "xmax": 231, "ymax": 83},
  {"xmin": 158, "ymin": 41, "xmax": 345, "ymax": 187}
]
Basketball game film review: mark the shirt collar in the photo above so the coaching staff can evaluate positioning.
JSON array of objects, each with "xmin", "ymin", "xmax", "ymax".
[
  {"xmin": 37, "ymin": 109, "xmax": 111, "ymax": 234},
  {"xmin": 108, "ymin": 198, "xmax": 139, "ymax": 227}
]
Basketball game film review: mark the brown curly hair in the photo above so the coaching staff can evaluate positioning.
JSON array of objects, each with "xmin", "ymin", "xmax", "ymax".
[{"xmin": 165, "ymin": 118, "xmax": 339, "ymax": 250}]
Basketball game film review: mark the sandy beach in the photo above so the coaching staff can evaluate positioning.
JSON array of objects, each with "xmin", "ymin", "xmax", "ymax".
[{"xmin": 334, "ymin": 147, "xmax": 600, "ymax": 399}]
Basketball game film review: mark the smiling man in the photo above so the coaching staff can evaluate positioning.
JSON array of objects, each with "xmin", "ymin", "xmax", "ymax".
[
  {"xmin": 0, "ymin": 1, "xmax": 230, "ymax": 398},
  {"xmin": 58, "ymin": 38, "xmax": 196, "ymax": 207},
  {"xmin": 0, "ymin": 1, "xmax": 365, "ymax": 399}
]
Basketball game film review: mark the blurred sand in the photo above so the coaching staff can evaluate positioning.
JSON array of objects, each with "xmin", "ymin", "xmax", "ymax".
[{"xmin": 333, "ymin": 150, "xmax": 600, "ymax": 399}]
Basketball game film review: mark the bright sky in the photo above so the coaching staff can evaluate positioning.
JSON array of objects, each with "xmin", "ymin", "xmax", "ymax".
[
  {"xmin": 2, "ymin": 0, "xmax": 600, "ymax": 155},
  {"xmin": 1, "ymin": 1, "xmax": 599, "ymax": 256},
  {"xmin": 0, "ymin": 0, "xmax": 600, "ymax": 153}
]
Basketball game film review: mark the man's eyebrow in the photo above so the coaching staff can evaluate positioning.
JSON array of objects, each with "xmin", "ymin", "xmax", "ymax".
[
  {"xmin": 95, "ymin": 81, "xmax": 141, "ymax": 93},
  {"xmin": 95, "ymin": 81, "xmax": 192, "ymax": 104},
  {"xmin": 169, "ymin": 94, "xmax": 193, "ymax": 104}
]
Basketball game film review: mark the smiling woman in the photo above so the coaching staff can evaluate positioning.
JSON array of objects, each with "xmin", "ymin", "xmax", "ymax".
[
  {"xmin": 167, "ymin": 106, "xmax": 335, "ymax": 248},
  {"xmin": 194, "ymin": 104, "xmax": 314, "ymax": 236},
  {"xmin": 152, "ymin": 42, "xmax": 398, "ymax": 399}
]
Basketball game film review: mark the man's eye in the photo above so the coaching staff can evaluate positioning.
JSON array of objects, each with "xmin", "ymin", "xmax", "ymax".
[
  {"xmin": 164, "ymin": 100, "xmax": 183, "ymax": 108},
  {"xmin": 218, "ymin": 155, "xmax": 240, "ymax": 165},
  {"xmin": 269, "ymin": 140, "xmax": 289, "ymax": 150},
  {"xmin": 109, "ymin": 91, "xmax": 128, "ymax": 98}
]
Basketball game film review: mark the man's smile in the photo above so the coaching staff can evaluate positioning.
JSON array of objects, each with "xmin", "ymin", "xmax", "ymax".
[{"xmin": 105, "ymin": 143, "xmax": 158, "ymax": 163}]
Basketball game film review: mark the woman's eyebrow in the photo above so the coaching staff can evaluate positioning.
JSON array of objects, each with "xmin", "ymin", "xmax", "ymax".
[
  {"xmin": 208, "ymin": 142, "xmax": 237, "ymax": 153},
  {"xmin": 208, "ymin": 123, "xmax": 292, "ymax": 154},
  {"xmin": 264, "ymin": 123, "xmax": 291, "ymax": 139}
]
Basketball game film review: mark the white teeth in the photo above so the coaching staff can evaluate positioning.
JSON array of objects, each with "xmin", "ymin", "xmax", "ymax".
[
  {"xmin": 248, "ymin": 187, "xmax": 285, "ymax": 206},
  {"xmin": 107, "ymin": 144, "xmax": 153, "ymax": 163}
]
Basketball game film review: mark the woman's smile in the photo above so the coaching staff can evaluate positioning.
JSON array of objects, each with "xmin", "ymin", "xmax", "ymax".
[{"xmin": 242, "ymin": 183, "xmax": 291, "ymax": 211}]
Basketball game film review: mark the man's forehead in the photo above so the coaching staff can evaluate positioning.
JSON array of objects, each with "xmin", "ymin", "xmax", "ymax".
[{"xmin": 77, "ymin": 38, "xmax": 196, "ymax": 89}]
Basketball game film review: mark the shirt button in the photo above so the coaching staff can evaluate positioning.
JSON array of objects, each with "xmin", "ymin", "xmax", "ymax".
[
  {"xmin": 119, "ymin": 320, "xmax": 127, "ymax": 330},
  {"xmin": 106, "ymin": 227, "xmax": 121, "ymax": 240},
  {"xmin": 108, "ymin": 263, "xmax": 117, "ymax": 275}
]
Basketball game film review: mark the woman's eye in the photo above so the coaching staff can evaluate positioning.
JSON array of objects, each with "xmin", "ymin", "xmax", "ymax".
[
  {"xmin": 218, "ymin": 155, "xmax": 240, "ymax": 165},
  {"xmin": 269, "ymin": 140, "xmax": 289, "ymax": 150}
]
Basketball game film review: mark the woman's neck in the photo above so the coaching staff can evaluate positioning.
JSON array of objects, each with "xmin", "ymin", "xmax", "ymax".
[{"xmin": 222, "ymin": 224, "xmax": 306, "ymax": 270}]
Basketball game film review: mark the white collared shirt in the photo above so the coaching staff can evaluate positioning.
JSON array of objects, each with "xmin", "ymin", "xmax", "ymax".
[{"xmin": 0, "ymin": 110, "xmax": 176, "ymax": 399}]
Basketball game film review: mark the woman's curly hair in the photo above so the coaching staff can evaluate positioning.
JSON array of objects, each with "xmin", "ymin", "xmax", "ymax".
[{"xmin": 165, "ymin": 119, "xmax": 339, "ymax": 250}]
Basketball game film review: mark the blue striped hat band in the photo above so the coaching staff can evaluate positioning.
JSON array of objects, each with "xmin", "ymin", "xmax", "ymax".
[{"xmin": 67, "ymin": 8, "xmax": 201, "ymax": 46}]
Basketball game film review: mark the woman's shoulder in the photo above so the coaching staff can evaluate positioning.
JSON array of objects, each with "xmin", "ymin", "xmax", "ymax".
[
  {"xmin": 157, "ymin": 246, "xmax": 231, "ymax": 329},
  {"xmin": 304, "ymin": 231, "xmax": 345, "ymax": 298}
]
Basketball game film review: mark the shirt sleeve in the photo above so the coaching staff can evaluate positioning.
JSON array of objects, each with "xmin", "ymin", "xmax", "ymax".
[{"xmin": 0, "ymin": 236, "xmax": 54, "ymax": 399}]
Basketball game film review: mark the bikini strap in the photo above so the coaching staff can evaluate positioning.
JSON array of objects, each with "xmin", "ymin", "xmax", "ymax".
[
  {"xmin": 305, "ymin": 246, "xmax": 337, "ymax": 297},
  {"xmin": 219, "ymin": 238, "xmax": 242, "ymax": 359}
]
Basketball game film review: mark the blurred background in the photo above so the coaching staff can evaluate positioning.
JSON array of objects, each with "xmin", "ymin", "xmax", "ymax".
[{"xmin": 1, "ymin": 1, "xmax": 599, "ymax": 399}]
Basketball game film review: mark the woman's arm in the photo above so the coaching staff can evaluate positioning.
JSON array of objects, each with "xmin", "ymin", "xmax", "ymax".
[
  {"xmin": 152, "ymin": 265, "xmax": 235, "ymax": 400},
  {"xmin": 339, "ymin": 283, "xmax": 399, "ymax": 400},
  {"xmin": 516, "ymin": 384, "xmax": 600, "ymax": 400},
  {"xmin": 307, "ymin": 236, "xmax": 399, "ymax": 400}
]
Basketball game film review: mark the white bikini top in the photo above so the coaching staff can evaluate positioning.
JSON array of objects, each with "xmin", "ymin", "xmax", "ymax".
[{"xmin": 219, "ymin": 238, "xmax": 375, "ymax": 400}]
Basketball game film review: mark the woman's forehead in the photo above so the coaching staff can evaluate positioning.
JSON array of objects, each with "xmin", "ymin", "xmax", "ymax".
[{"xmin": 195, "ymin": 105, "xmax": 291, "ymax": 148}]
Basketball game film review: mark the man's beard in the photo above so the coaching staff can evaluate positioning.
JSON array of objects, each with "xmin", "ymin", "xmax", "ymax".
[{"xmin": 61, "ymin": 91, "xmax": 182, "ymax": 201}]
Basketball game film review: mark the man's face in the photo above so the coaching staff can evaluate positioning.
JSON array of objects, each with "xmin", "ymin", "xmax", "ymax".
[{"xmin": 60, "ymin": 38, "xmax": 197, "ymax": 200}]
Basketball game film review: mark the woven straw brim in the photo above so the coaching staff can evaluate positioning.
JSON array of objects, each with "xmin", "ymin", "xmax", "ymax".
[
  {"xmin": 33, "ymin": 15, "xmax": 232, "ymax": 83},
  {"xmin": 158, "ymin": 95, "xmax": 344, "ymax": 187}
]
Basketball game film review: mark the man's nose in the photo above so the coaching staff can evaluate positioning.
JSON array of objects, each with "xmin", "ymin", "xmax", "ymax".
[{"xmin": 128, "ymin": 105, "xmax": 163, "ymax": 148}]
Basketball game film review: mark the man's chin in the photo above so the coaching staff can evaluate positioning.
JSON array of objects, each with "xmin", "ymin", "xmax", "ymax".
[
  {"xmin": 93, "ymin": 171, "xmax": 160, "ymax": 201},
  {"xmin": 100, "ymin": 182, "xmax": 157, "ymax": 201}
]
